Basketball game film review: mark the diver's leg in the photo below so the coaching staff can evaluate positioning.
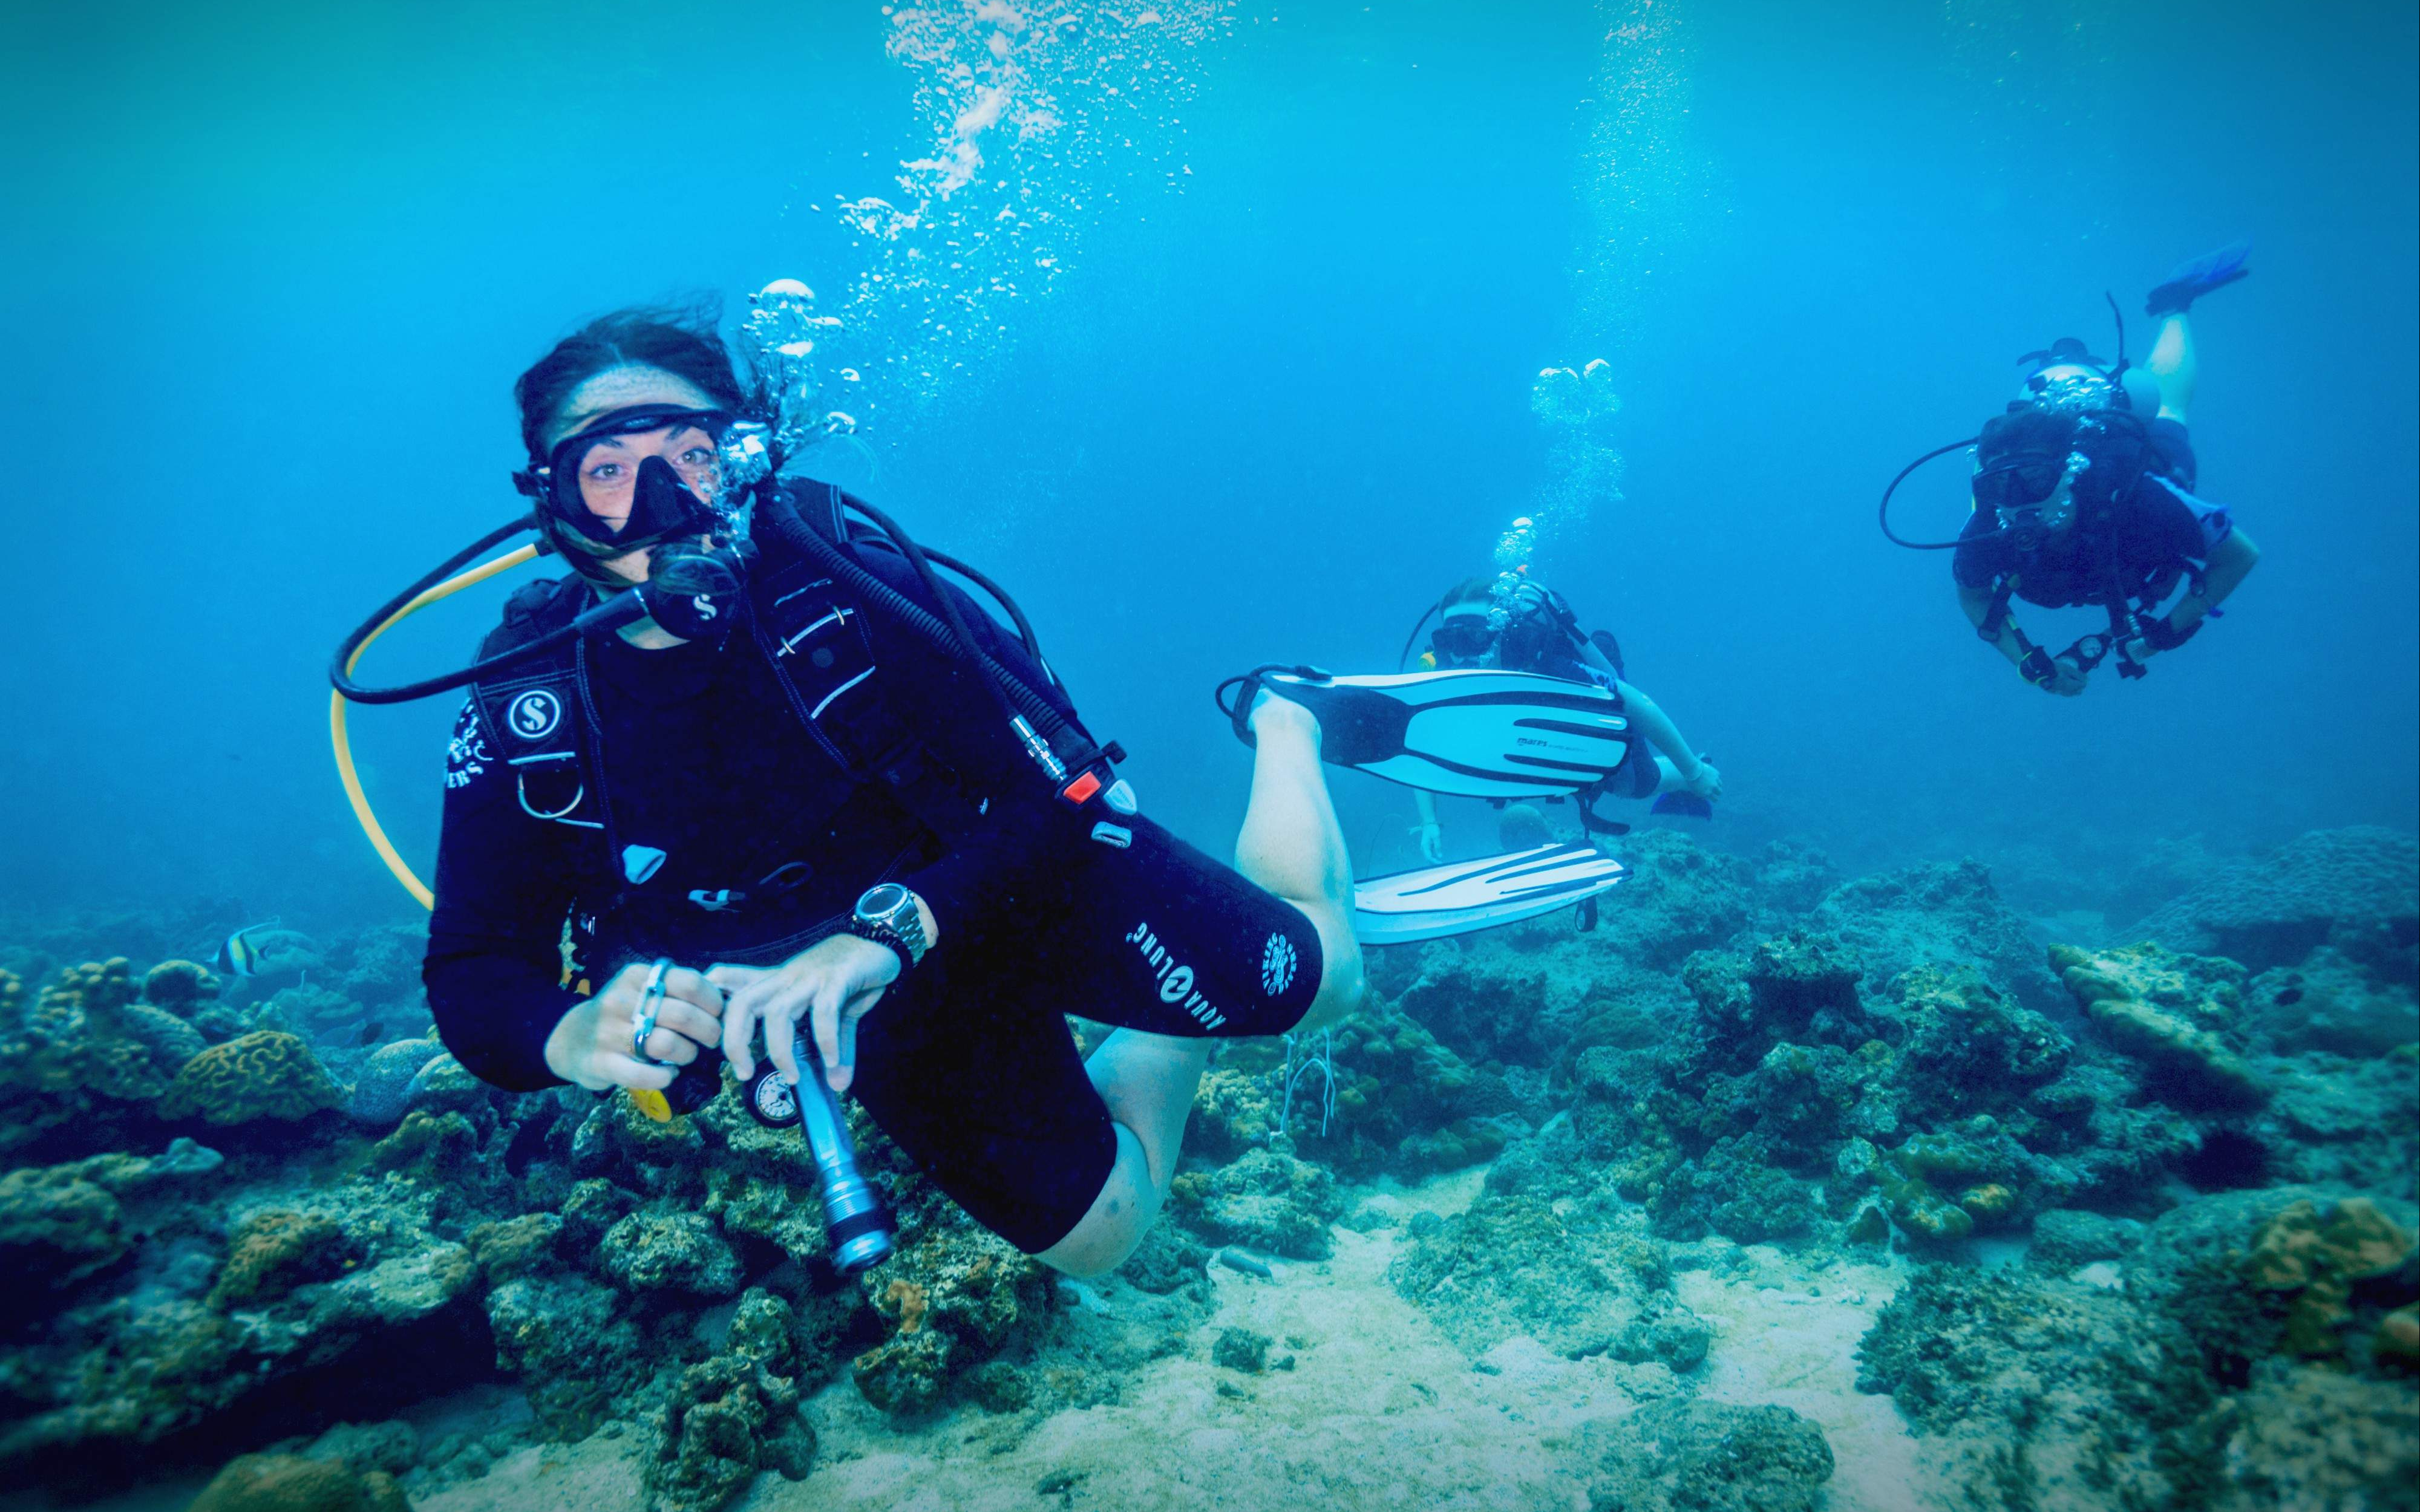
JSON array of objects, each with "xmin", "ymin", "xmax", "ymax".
[
  {"xmin": 1233, "ymin": 694, "xmax": 1367, "ymax": 1034},
  {"xmin": 1036, "ymin": 1028, "xmax": 1210, "ymax": 1277},
  {"xmin": 2147, "ymin": 312, "xmax": 2196, "ymax": 422},
  {"xmin": 1037, "ymin": 699, "xmax": 1367, "ymax": 1275}
]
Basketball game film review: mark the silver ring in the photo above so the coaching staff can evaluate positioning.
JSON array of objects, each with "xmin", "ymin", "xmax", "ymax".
[{"xmin": 632, "ymin": 957, "xmax": 673, "ymax": 1063}]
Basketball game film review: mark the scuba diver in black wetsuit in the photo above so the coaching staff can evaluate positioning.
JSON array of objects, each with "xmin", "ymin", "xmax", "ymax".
[
  {"xmin": 1885, "ymin": 243, "xmax": 2261, "ymax": 694},
  {"xmin": 394, "ymin": 307, "xmax": 1368, "ymax": 1277},
  {"xmin": 1398, "ymin": 575, "xmax": 1718, "ymax": 861}
]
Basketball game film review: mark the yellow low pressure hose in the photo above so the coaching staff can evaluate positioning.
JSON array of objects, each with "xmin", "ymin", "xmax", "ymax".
[{"xmin": 332, "ymin": 544, "xmax": 541, "ymax": 910}]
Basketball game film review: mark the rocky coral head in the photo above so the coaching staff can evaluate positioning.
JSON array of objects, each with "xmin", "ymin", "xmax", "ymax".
[
  {"xmin": 157, "ymin": 1030, "xmax": 347, "ymax": 1126},
  {"xmin": 141, "ymin": 959, "xmax": 221, "ymax": 1012},
  {"xmin": 2247, "ymin": 1196, "xmax": 2418, "ymax": 1359},
  {"xmin": 2052, "ymin": 942, "xmax": 2268, "ymax": 1112},
  {"xmin": 2249, "ymin": 1198, "xmax": 2413, "ymax": 1291},
  {"xmin": 186, "ymin": 1452, "xmax": 408, "ymax": 1512}
]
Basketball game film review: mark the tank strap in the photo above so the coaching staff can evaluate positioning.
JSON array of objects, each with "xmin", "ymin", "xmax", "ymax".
[{"xmin": 469, "ymin": 577, "xmax": 607, "ymax": 833}]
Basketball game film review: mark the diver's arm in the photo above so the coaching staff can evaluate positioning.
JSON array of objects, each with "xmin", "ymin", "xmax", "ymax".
[
  {"xmin": 1958, "ymin": 581, "xmax": 2032, "ymax": 668},
  {"xmin": 422, "ymin": 702, "xmax": 587, "ymax": 1091},
  {"xmin": 1412, "ymin": 789, "xmax": 1442, "ymax": 862},
  {"xmin": 1576, "ymin": 636, "xmax": 1619, "ymax": 679},
  {"xmin": 1612, "ymin": 679, "xmax": 1702, "ymax": 778},
  {"xmin": 1959, "ymin": 581, "xmax": 2085, "ymax": 694},
  {"xmin": 2138, "ymin": 529, "xmax": 2258, "ymax": 655}
]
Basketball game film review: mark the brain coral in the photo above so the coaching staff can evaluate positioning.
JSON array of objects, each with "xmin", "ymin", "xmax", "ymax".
[{"xmin": 158, "ymin": 1031, "xmax": 346, "ymax": 1125}]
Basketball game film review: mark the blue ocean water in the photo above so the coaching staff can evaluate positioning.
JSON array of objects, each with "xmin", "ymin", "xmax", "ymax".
[
  {"xmin": 0, "ymin": 7, "xmax": 2415, "ymax": 1508},
  {"xmin": 2, "ymin": 0, "xmax": 2411, "ymax": 931}
]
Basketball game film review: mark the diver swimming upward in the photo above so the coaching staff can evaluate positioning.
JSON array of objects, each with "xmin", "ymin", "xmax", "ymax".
[
  {"xmin": 1885, "ymin": 242, "xmax": 2262, "ymax": 694},
  {"xmin": 407, "ymin": 306, "xmax": 1371, "ymax": 1277}
]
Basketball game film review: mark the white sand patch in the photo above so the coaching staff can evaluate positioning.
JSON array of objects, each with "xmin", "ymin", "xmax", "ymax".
[
  {"xmin": 413, "ymin": 1432, "xmax": 644, "ymax": 1511},
  {"xmin": 1675, "ymin": 1251, "xmax": 1952, "ymax": 1512},
  {"xmin": 415, "ymin": 1171, "xmax": 1970, "ymax": 1512},
  {"xmin": 779, "ymin": 1174, "xmax": 1591, "ymax": 1511}
]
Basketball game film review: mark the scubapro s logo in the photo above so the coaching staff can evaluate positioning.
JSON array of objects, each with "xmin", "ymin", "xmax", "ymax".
[
  {"xmin": 1261, "ymin": 934, "xmax": 1298, "ymax": 997},
  {"xmin": 506, "ymin": 689, "xmax": 563, "ymax": 741}
]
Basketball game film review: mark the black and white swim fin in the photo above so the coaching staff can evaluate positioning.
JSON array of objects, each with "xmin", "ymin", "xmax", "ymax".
[
  {"xmin": 1219, "ymin": 666, "xmax": 1635, "ymax": 798},
  {"xmin": 1353, "ymin": 843, "xmax": 1629, "ymax": 945}
]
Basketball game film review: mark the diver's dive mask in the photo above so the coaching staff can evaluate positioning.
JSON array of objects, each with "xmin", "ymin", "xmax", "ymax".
[
  {"xmin": 514, "ymin": 403, "xmax": 737, "ymax": 553},
  {"xmin": 1431, "ymin": 616, "xmax": 1497, "ymax": 662},
  {"xmin": 1975, "ymin": 454, "xmax": 2084, "ymax": 551}
]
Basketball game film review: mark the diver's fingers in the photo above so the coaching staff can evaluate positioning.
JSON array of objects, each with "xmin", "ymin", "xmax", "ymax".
[
  {"xmin": 721, "ymin": 987, "xmax": 761, "ymax": 1082},
  {"xmin": 760, "ymin": 984, "xmax": 813, "ymax": 1088},
  {"xmin": 639, "ymin": 1027, "xmax": 699, "ymax": 1066},
  {"xmin": 653, "ymin": 998, "xmax": 724, "ymax": 1051},
  {"xmin": 809, "ymin": 983, "xmax": 848, "ymax": 1092},
  {"xmin": 832, "ymin": 987, "xmax": 885, "ymax": 1083},
  {"xmin": 663, "ymin": 968, "xmax": 726, "ymax": 1022},
  {"xmin": 596, "ymin": 1053, "xmax": 677, "ymax": 1092},
  {"xmin": 728, "ymin": 973, "xmax": 806, "ymax": 1082},
  {"xmin": 706, "ymin": 963, "xmax": 770, "ymax": 996}
]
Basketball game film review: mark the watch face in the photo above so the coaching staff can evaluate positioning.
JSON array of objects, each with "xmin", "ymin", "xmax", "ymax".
[{"xmin": 859, "ymin": 883, "xmax": 908, "ymax": 921}]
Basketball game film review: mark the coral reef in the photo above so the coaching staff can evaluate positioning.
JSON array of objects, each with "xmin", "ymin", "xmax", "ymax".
[
  {"xmin": 185, "ymin": 1452, "xmax": 410, "ymax": 1512},
  {"xmin": 2052, "ymin": 941, "xmax": 2268, "ymax": 1110},
  {"xmin": 1808, "ymin": 859, "xmax": 2058, "ymax": 1009},
  {"xmin": 643, "ymin": 1289, "xmax": 815, "ymax": 1512},
  {"xmin": 1574, "ymin": 1399, "xmax": 1834, "ymax": 1512},
  {"xmin": 1388, "ymin": 1192, "xmax": 1703, "ymax": 1374},
  {"xmin": 157, "ymin": 1031, "xmax": 347, "ymax": 1126},
  {"xmin": 1188, "ymin": 1008, "xmax": 1526, "ymax": 1179},
  {"xmin": 849, "ymin": 1205, "xmax": 1052, "ymax": 1418},
  {"xmin": 0, "ymin": 957, "xmax": 205, "ymax": 1159},
  {"xmin": 2131, "ymin": 826, "xmax": 2419, "ymax": 974},
  {"xmin": 1859, "ymin": 1185, "xmax": 2420, "ymax": 1510},
  {"xmin": 0, "ymin": 822, "xmax": 2410, "ymax": 1508},
  {"xmin": 1166, "ymin": 1145, "xmax": 1346, "ymax": 1259}
]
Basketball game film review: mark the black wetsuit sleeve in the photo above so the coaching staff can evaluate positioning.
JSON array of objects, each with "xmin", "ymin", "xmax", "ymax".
[
  {"xmin": 421, "ymin": 699, "xmax": 584, "ymax": 1091},
  {"xmin": 1951, "ymin": 508, "xmax": 2006, "ymax": 590},
  {"xmin": 844, "ymin": 539, "xmax": 1096, "ymax": 950}
]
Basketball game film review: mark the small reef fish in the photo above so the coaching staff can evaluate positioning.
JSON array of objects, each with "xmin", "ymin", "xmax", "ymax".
[{"xmin": 214, "ymin": 924, "xmax": 320, "ymax": 979}]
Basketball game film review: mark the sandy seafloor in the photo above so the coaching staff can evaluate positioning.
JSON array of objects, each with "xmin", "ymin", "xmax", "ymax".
[{"xmin": 410, "ymin": 1170, "xmax": 1943, "ymax": 1512}]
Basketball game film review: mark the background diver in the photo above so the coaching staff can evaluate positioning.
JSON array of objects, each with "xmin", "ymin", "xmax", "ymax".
[
  {"xmin": 1395, "ymin": 574, "xmax": 1719, "ymax": 861},
  {"xmin": 1946, "ymin": 242, "xmax": 2262, "ymax": 694}
]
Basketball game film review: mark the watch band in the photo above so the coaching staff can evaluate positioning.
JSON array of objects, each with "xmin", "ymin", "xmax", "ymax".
[{"xmin": 849, "ymin": 884, "xmax": 929, "ymax": 970}]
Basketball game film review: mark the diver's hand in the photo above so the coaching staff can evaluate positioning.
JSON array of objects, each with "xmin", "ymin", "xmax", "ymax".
[
  {"xmin": 2047, "ymin": 656, "xmax": 2089, "ymax": 697},
  {"xmin": 544, "ymin": 962, "xmax": 725, "ymax": 1092},
  {"xmin": 1678, "ymin": 760, "xmax": 1723, "ymax": 801},
  {"xmin": 710, "ymin": 934, "xmax": 901, "ymax": 1095},
  {"xmin": 1414, "ymin": 821, "xmax": 1444, "ymax": 864}
]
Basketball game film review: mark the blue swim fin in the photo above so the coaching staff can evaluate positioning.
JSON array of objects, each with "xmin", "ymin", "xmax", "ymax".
[
  {"xmin": 1649, "ymin": 793, "xmax": 1714, "ymax": 820},
  {"xmin": 2146, "ymin": 240, "xmax": 2251, "ymax": 318}
]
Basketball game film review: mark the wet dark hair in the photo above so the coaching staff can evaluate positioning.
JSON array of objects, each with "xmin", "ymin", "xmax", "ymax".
[
  {"xmin": 512, "ymin": 302, "xmax": 749, "ymax": 463},
  {"xmin": 1437, "ymin": 575, "xmax": 1499, "ymax": 613}
]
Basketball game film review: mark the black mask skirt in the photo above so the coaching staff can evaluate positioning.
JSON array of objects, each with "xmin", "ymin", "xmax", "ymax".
[{"xmin": 528, "ymin": 405, "xmax": 731, "ymax": 550}]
